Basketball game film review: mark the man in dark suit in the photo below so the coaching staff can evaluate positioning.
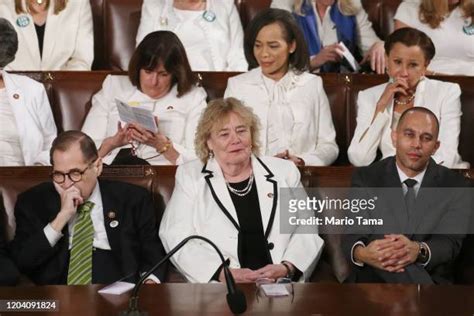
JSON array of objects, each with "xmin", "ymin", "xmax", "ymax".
[
  {"xmin": 10, "ymin": 131, "xmax": 166, "ymax": 285},
  {"xmin": 344, "ymin": 107, "xmax": 471, "ymax": 284}
]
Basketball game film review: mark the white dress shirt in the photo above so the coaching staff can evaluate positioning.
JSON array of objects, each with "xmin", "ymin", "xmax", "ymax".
[{"xmin": 43, "ymin": 182, "xmax": 111, "ymax": 250}]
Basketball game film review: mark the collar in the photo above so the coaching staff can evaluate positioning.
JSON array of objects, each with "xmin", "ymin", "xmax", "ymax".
[
  {"xmin": 86, "ymin": 181, "xmax": 103, "ymax": 211},
  {"xmin": 395, "ymin": 162, "xmax": 427, "ymax": 189}
]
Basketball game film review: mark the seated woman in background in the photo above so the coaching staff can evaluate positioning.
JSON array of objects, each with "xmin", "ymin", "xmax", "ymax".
[
  {"xmin": 271, "ymin": 0, "xmax": 385, "ymax": 73},
  {"xmin": 225, "ymin": 8, "xmax": 339, "ymax": 166},
  {"xmin": 0, "ymin": 0, "xmax": 93, "ymax": 71},
  {"xmin": 160, "ymin": 98, "xmax": 324, "ymax": 283},
  {"xmin": 348, "ymin": 27, "xmax": 468, "ymax": 168},
  {"xmin": 394, "ymin": 0, "xmax": 474, "ymax": 76},
  {"xmin": 0, "ymin": 18, "xmax": 56, "ymax": 166},
  {"xmin": 136, "ymin": 0, "xmax": 247, "ymax": 72},
  {"xmin": 82, "ymin": 31, "xmax": 207, "ymax": 165}
]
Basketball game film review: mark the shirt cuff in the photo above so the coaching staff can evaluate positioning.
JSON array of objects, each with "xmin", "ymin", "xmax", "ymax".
[
  {"xmin": 142, "ymin": 273, "xmax": 161, "ymax": 284},
  {"xmin": 351, "ymin": 241, "xmax": 366, "ymax": 267},
  {"xmin": 43, "ymin": 223, "xmax": 64, "ymax": 247}
]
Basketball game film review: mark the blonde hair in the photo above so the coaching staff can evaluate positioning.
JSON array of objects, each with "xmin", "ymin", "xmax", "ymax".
[
  {"xmin": 15, "ymin": 0, "xmax": 68, "ymax": 15},
  {"xmin": 293, "ymin": 0, "xmax": 361, "ymax": 16},
  {"xmin": 194, "ymin": 98, "xmax": 261, "ymax": 163},
  {"xmin": 419, "ymin": 0, "xmax": 474, "ymax": 29}
]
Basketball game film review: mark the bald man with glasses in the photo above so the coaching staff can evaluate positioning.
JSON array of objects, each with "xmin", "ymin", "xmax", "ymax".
[{"xmin": 10, "ymin": 131, "xmax": 166, "ymax": 285}]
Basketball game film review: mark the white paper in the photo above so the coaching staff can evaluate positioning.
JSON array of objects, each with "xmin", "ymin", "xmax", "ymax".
[
  {"xmin": 339, "ymin": 41, "xmax": 360, "ymax": 72},
  {"xmin": 260, "ymin": 284, "xmax": 290, "ymax": 297},
  {"xmin": 98, "ymin": 281, "xmax": 135, "ymax": 295},
  {"xmin": 116, "ymin": 99, "xmax": 158, "ymax": 133}
]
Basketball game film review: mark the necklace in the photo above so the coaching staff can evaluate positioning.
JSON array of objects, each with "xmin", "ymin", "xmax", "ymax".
[
  {"xmin": 226, "ymin": 173, "xmax": 254, "ymax": 197},
  {"xmin": 394, "ymin": 94, "xmax": 415, "ymax": 106}
]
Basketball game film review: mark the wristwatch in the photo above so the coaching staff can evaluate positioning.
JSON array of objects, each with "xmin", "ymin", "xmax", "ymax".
[{"xmin": 416, "ymin": 242, "xmax": 429, "ymax": 264}]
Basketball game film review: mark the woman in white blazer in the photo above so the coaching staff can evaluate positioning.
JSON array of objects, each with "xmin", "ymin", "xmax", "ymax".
[
  {"xmin": 348, "ymin": 27, "xmax": 468, "ymax": 168},
  {"xmin": 0, "ymin": 0, "xmax": 93, "ymax": 71},
  {"xmin": 160, "ymin": 98, "xmax": 324, "ymax": 283},
  {"xmin": 225, "ymin": 9, "xmax": 338, "ymax": 166},
  {"xmin": 271, "ymin": 0, "xmax": 386, "ymax": 73},
  {"xmin": 136, "ymin": 0, "xmax": 247, "ymax": 72},
  {"xmin": 0, "ymin": 18, "xmax": 56, "ymax": 166},
  {"xmin": 82, "ymin": 31, "xmax": 206, "ymax": 166}
]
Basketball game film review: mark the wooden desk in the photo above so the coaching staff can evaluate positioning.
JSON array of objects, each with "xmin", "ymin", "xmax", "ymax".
[{"xmin": 0, "ymin": 283, "xmax": 473, "ymax": 316}]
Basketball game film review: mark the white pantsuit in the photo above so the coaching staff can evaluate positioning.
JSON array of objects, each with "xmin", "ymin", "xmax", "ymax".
[
  {"xmin": 160, "ymin": 155, "xmax": 324, "ymax": 283},
  {"xmin": 348, "ymin": 77, "xmax": 468, "ymax": 168},
  {"xmin": 225, "ymin": 68, "xmax": 339, "ymax": 166},
  {"xmin": 0, "ymin": 70, "xmax": 57, "ymax": 165},
  {"xmin": 81, "ymin": 75, "xmax": 207, "ymax": 165},
  {"xmin": 0, "ymin": 0, "xmax": 93, "ymax": 70},
  {"xmin": 136, "ymin": 0, "xmax": 247, "ymax": 71}
]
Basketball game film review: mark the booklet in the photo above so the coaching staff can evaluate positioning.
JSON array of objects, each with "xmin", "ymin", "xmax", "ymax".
[
  {"xmin": 339, "ymin": 41, "xmax": 360, "ymax": 72},
  {"xmin": 116, "ymin": 99, "xmax": 158, "ymax": 133}
]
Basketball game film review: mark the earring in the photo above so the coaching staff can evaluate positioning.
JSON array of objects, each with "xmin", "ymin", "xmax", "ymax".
[{"xmin": 209, "ymin": 150, "xmax": 214, "ymax": 158}]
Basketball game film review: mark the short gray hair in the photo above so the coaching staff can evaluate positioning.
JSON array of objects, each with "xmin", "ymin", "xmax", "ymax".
[{"xmin": 0, "ymin": 18, "xmax": 18, "ymax": 68}]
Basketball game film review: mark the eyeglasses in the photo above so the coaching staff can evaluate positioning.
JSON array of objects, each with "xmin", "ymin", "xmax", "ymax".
[{"xmin": 51, "ymin": 162, "xmax": 94, "ymax": 184}]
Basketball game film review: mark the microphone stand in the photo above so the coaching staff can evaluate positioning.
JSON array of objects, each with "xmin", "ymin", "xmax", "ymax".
[{"xmin": 120, "ymin": 235, "xmax": 247, "ymax": 316}]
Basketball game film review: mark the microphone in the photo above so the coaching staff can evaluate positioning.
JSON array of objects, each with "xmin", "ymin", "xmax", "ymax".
[{"xmin": 120, "ymin": 235, "xmax": 247, "ymax": 316}]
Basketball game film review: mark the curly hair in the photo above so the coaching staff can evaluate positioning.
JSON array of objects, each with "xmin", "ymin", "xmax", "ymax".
[{"xmin": 194, "ymin": 98, "xmax": 261, "ymax": 163}]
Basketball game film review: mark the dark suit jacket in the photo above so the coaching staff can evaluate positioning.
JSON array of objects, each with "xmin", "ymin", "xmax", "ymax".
[
  {"xmin": 0, "ymin": 224, "xmax": 19, "ymax": 286},
  {"xmin": 343, "ymin": 157, "xmax": 470, "ymax": 284},
  {"xmin": 10, "ymin": 180, "xmax": 167, "ymax": 285}
]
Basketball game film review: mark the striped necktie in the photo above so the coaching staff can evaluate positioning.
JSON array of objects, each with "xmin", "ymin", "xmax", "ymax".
[{"xmin": 67, "ymin": 201, "xmax": 95, "ymax": 285}]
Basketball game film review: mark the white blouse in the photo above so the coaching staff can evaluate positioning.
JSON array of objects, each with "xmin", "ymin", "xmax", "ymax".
[
  {"xmin": 173, "ymin": 8, "xmax": 214, "ymax": 71},
  {"xmin": 0, "ymin": 88, "xmax": 24, "ymax": 166},
  {"xmin": 136, "ymin": 0, "xmax": 248, "ymax": 72},
  {"xmin": 395, "ymin": 0, "xmax": 474, "ymax": 76}
]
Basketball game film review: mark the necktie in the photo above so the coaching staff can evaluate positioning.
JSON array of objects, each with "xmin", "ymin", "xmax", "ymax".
[
  {"xmin": 67, "ymin": 201, "xmax": 95, "ymax": 285},
  {"xmin": 404, "ymin": 179, "xmax": 417, "ymax": 219}
]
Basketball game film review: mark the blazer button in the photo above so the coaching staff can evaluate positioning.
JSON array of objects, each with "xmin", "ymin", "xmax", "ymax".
[{"xmin": 268, "ymin": 242, "xmax": 274, "ymax": 250}]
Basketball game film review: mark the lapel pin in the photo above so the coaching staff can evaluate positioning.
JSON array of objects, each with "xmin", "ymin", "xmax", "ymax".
[
  {"xmin": 267, "ymin": 193, "xmax": 273, "ymax": 198},
  {"xmin": 202, "ymin": 10, "xmax": 216, "ymax": 22},
  {"xmin": 166, "ymin": 105, "xmax": 174, "ymax": 110},
  {"xmin": 107, "ymin": 211, "xmax": 116, "ymax": 219},
  {"xmin": 110, "ymin": 220, "xmax": 119, "ymax": 228},
  {"xmin": 16, "ymin": 16, "xmax": 30, "ymax": 28},
  {"xmin": 13, "ymin": 93, "xmax": 19, "ymax": 99}
]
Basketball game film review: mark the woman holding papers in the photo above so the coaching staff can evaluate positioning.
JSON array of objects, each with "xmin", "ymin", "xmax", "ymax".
[
  {"xmin": 160, "ymin": 98, "xmax": 323, "ymax": 283},
  {"xmin": 82, "ymin": 31, "xmax": 207, "ymax": 165},
  {"xmin": 271, "ymin": 0, "xmax": 385, "ymax": 73},
  {"xmin": 224, "ymin": 8, "xmax": 338, "ymax": 166},
  {"xmin": 348, "ymin": 27, "xmax": 468, "ymax": 168}
]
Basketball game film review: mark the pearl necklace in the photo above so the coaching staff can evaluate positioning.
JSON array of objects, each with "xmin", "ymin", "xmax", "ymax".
[
  {"xmin": 226, "ymin": 173, "xmax": 254, "ymax": 197},
  {"xmin": 394, "ymin": 94, "xmax": 415, "ymax": 106}
]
